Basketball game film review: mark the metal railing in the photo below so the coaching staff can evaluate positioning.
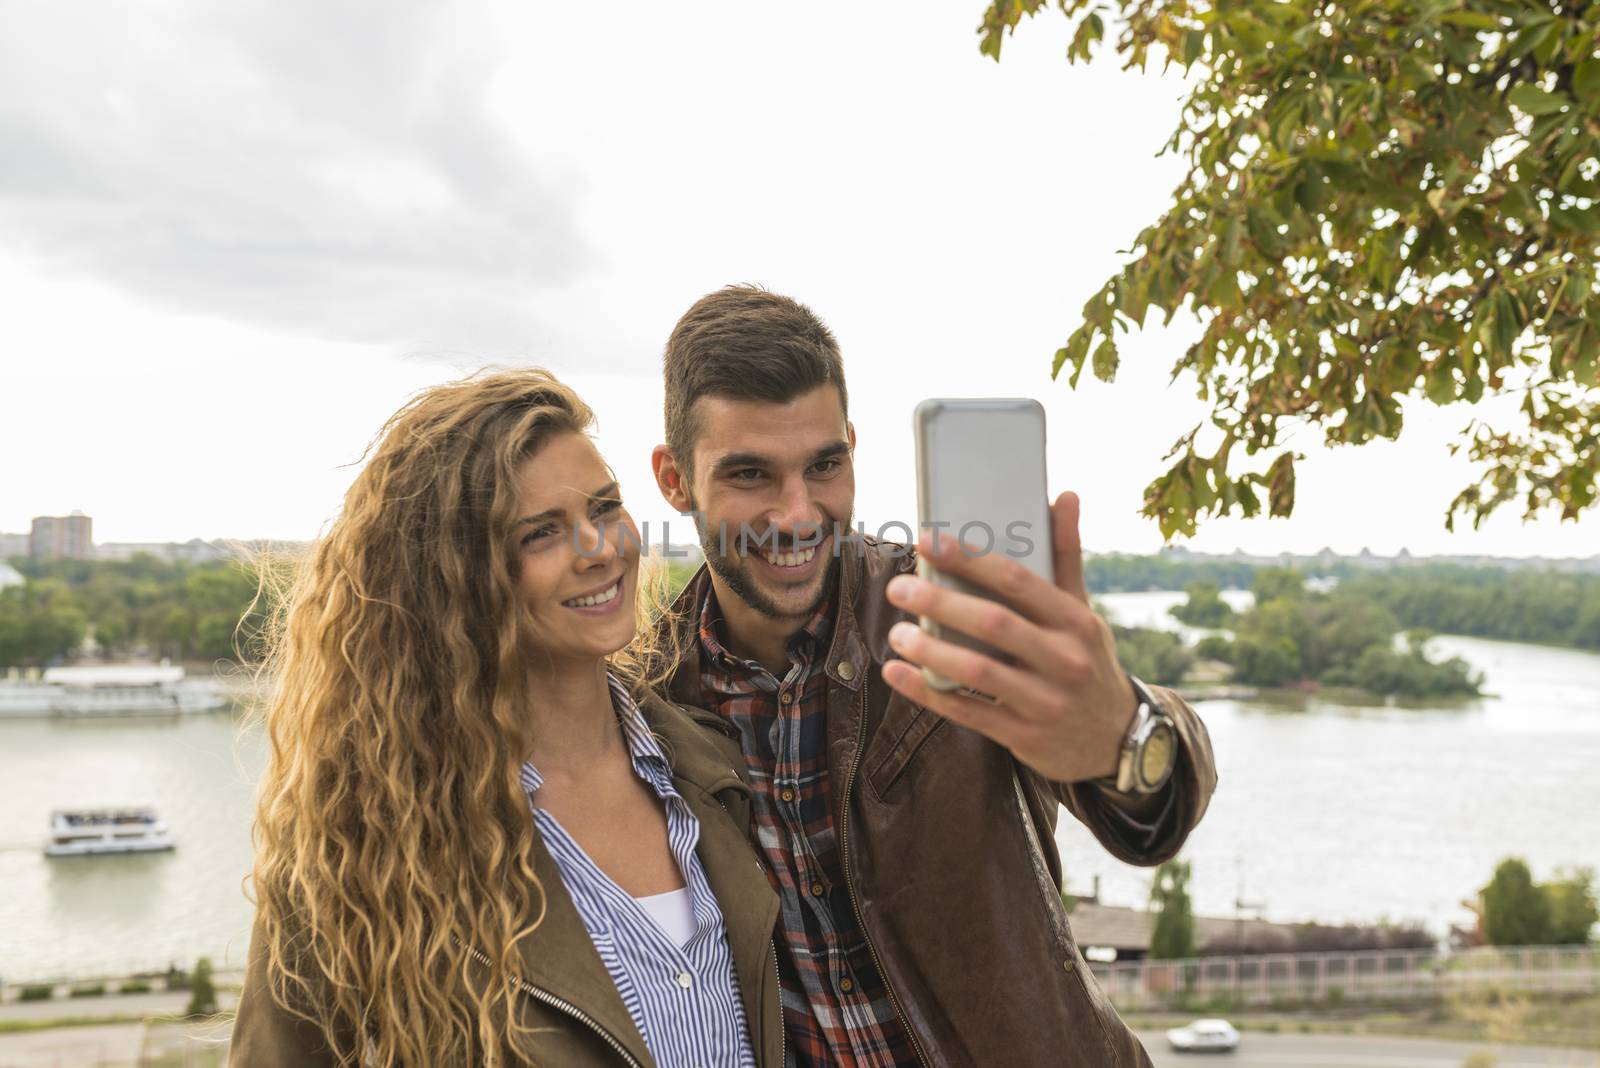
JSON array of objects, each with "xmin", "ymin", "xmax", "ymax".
[{"xmin": 1089, "ymin": 944, "xmax": 1600, "ymax": 1010}]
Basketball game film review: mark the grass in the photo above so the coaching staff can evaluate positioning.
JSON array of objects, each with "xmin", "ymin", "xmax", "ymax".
[{"xmin": 0, "ymin": 1014, "xmax": 151, "ymax": 1035}]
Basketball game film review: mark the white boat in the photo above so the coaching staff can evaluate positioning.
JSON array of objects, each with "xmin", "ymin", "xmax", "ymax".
[
  {"xmin": 45, "ymin": 807, "xmax": 177, "ymax": 857},
  {"xmin": 0, "ymin": 664, "xmax": 226, "ymax": 718}
]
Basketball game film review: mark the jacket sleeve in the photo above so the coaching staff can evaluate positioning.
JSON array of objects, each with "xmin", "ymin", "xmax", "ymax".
[
  {"xmin": 230, "ymin": 910, "xmax": 346, "ymax": 1067},
  {"xmin": 1034, "ymin": 682, "xmax": 1217, "ymax": 866}
]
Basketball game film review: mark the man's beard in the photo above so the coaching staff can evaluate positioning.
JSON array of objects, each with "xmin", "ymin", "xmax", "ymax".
[{"xmin": 692, "ymin": 502, "xmax": 846, "ymax": 623}]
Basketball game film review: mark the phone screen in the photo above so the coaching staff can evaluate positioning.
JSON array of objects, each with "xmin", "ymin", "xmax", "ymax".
[{"xmin": 914, "ymin": 399, "xmax": 1054, "ymax": 690}]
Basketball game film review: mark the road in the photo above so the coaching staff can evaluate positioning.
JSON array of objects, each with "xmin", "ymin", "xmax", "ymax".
[
  {"xmin": 1139, "ymin": 1030, "xmax": 1600, "ymax": 1067},
  {"xmin": 0, "ymin": 1023, "xmax": 146, "ymax": 1068},
  {"xmin": 0, "ymin": 992, "xmax": 235, "ymax": 1025}
]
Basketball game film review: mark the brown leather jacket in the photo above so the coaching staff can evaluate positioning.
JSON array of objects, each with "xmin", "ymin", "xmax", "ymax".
[
  {"xmin": 660, "ymin": 536, "xmax": 1218, "ymax": 1068},
  {"xmin": 230, "ymin": 691, "xmax": 785, "ymax": 1068}
]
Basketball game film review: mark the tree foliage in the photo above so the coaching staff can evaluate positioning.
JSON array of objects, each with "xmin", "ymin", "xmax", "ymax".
[
  {"xmin": 979, "ymin": 0, "xmax": 1600, "ymax": 538},
  {"xmin": 1112, "ymin": 621, "xmax": 1196, "ymax": 684},
  {"xmin": 1169, "ymin": 579, "xmax": 1236, "ymax": 625},
  {"xmin": 1149, "ymin": 859, "xmax": 1198, "ymax": 959},
  {"xmin": 185, "ymin": 956, "xmax": 218, "ymax": 1017},
  {"xmin": 1481, "ymin": 858, "xmax": 1546, "ymax": 944},
  {"xmin": 1543, "ymin": 867, "xmax": 1599, "ymax": 944},
  {"xmin": 0, "ymin": 554, "xmax": 276, "ymax": 667},
  {"xmin": 1198, "ymin": 568, "xmax": 1484, "ymax": 695}
]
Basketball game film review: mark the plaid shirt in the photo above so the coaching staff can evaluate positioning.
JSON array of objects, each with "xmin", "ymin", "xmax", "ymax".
[{"xmin": 696, "ymin": 586, "xmax": 919, "ymax": 1068}]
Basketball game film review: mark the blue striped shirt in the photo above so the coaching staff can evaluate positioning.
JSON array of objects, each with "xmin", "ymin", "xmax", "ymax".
[{"xmin": 519, "ymin": 675, "xmax": 757, "ymax": 1068}]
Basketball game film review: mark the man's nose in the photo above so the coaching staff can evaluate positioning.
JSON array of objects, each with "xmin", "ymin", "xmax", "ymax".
[{"xmin": 769, "ymin": 476, "xmax": 824, "ymax": 540}]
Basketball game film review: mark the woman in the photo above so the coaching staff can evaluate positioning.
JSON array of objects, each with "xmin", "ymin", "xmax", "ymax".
[{"xmin": 231, "ymin": 370, "xmax": 782, "ymax": 1067}]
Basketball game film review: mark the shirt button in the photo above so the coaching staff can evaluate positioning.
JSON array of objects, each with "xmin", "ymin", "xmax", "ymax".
[
  {"xmin": 810, "ymin": 881, "xmax": 825, "ymax": 897},
  {"xmin": 780, "ymin": 692, "xmax": 793, "ymax": 704},
  {"xmin": 836, "ymin": 661, "xmax": 856, "ymax": 682},
  {"xmin": 839, "ymin": 977, "xmax": 855, "ymax": 993},
  {"xmin": 676, "ymin": 971, "xmax": 693, "ymax": 989},
  {"xmin": 780, "ymin": 788, "xmax": 796, "ymax": 803}
]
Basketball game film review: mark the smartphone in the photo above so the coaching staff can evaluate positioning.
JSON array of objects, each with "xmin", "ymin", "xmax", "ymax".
[{"xmin": 913, "ymin": 398, "xmax": 1055, "ymax": 692}]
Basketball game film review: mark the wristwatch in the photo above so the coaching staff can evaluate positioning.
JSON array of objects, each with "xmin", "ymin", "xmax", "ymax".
[{"xmin": 1103, "ymin": 676, "xmax": 1178, "ymax": 795}]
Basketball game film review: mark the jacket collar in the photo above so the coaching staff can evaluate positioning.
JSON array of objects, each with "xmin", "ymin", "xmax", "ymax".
[
  {"xmin": 504, "ymin": 689, "xmax": 775, "ymax": 1068},
  {"xmin": 662, "ymin": 536, "xmax": 884, "ymax": 706}
]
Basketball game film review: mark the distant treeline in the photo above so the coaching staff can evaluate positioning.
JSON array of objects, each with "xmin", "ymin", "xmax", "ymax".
[
  {"xmin": 0, "ymin": 554, "xmax": 273, "ymax": 667},
  {"xmin": 1091, "ymin": 555, "xmax": 1600, "ymax": 654},
  {"xmin": 1341, "ymin": 567, "xmax": 1600, "ymax": 652},
  {"xmin": 1086, "ymin": 554, "xmax": 1263, "ymax": 594}
]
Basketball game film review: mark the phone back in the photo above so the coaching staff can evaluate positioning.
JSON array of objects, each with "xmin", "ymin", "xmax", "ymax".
[{"xmin": 913, "ymin": 399, "xmax": 1053, "ymax": 685}]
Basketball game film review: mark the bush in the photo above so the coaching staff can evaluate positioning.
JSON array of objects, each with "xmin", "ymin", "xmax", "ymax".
[
  {"xmin": 19, "ymin": 984, "xmax": 54, "ymax": 1002},
  {"xmin": 185, "ymin": 957, "xmax": 217, "ymax": 1017},
  {"xmin": 1482, "ymin": 859, "xmax": 1554, "ymax": 946},
  {"xmin": 118, "ymin": 980, "xmax": 151, "ymax": 994},
  {"xmin": 1113, "ymin": 625, "xmax": 1195, "ymax": 686},
  {"xmin": 69, "ymin": 984, "xmax": 105, "ymax": 997},
  {"xmin": 1194, "ymin": 635, "xmax": 1233, "ymax": 663}
]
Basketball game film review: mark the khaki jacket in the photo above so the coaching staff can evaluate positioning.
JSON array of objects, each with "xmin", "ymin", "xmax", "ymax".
[
  {"xmin": 659, "ymin": 536, "xmax": 1218, "ymax": 1067},
  {"xmin": 230, "ymin": 692, "xmax": 783, "ymax": 1068}
]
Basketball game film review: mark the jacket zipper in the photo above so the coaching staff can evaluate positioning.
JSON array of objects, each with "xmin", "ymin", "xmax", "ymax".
[
  {"xmin": 458, "ymin": 939, "xmax": 644, "ymax": 1068},
  {"xmin": 839, "ymin": 680, "xmax": 932, "ymax": 1068},
  {"xmin": 771, "ymin": 938, "xmax": 786, "ymax": 1068}
]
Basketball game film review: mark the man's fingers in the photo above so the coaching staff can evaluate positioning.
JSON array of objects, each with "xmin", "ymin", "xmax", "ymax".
[
  {"xmin": 915, "ymin": 531, "xmax": 1080, "ymax": 630},
  {"xmin": 1052, "ymin": 491, "xmax": 1088, "ymax": 604},
  {"xmin": 880, "ymin": 659, "xmax": 1030, "ymax": 747},
  {"xmin": 886, "ymin": 622, "xmax": 1071, "ymax": 725},
  {"xmin": 885, "ymin": 573, "xmax": 1059, "ymax": 667}
]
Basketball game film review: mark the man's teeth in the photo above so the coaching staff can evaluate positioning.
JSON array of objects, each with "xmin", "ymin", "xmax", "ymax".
[
  {"xmin": 763, "ymin": 546, "xmax": 817, "ymax": 567},
  {"xmin": 564, "ymin": 580, "xmax": 621, "ymax": 607}
]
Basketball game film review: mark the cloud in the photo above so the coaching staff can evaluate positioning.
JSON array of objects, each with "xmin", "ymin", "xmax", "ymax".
[{"xmin": 0, "ymin": 0, "xmax": 592, "ymax": 356}]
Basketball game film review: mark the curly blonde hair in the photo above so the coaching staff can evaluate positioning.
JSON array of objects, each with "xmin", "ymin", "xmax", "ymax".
[{"xmin": 245, "ymin": 368, "xmax": 676, "ymax": 1065}]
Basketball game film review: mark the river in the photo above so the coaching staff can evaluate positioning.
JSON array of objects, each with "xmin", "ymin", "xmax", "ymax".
[{"xmin": 1, "ymin": 590, "xmax": 1597, "ymax": 981}]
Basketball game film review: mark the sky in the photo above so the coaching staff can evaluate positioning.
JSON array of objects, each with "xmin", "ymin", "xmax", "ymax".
[{"xmin": 1, "ymin": 0, "xmax": 1594, "ymax": 559}]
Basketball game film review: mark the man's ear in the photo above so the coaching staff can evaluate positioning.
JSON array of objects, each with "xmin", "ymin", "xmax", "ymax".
[
  {"xmin": 847, "ymin": 420, "xmax": 856, "ymax": 452},
  {"xmin": 652, "ymin": 444, "xmax": 694, "ymax": 514}
]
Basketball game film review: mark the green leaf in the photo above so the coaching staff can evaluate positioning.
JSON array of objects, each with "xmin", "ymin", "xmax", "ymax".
[
  {"xmin": 1575, "ymin": 57, "xmax": 1600, "ymax": 103},
  {"xmin": 1561, "ymin": 324, "xmax": 1595, "ymax": 385},
  {"xmin": 1208, "ymin": 269, "xmax": 1243, "ymax": 310},
  {"xmin": 1092, "ymin": 337, "xmax": 1120, "ymax": 382},
  {"xmin": 1425, "ymin": 361, "xmax": 1457, "ymax": 404},
  {"xmin": 1508, "ymin": 19, "xmax": 1559, "ymax": 61},
  {"xmin": 1264, "ymin": 453, "xmax": 1296, "ymax": 518},
  {"xmin": 1182, "ymin": 28, "xmax": 1204, "ymax": 68},
  {"xmin": 1551, "ymin": 205, "xmax": 1600, "ymax": 237},
  {"xmin": 1053, "ymin": 330, "xmax": 1092, "ymax": 384},
  {"xmin": 1507, "ymin": 83, "xmax": 1569, "ymax": 116},
  {"xmin": 1438, "ymin": 12, "xmax": 1500, "ymax": 30}
]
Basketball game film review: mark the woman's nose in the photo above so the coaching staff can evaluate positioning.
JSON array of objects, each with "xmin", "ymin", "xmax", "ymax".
[{"xmin": 575, "ymin": 519, "xmax": 618, "ymax": 565}]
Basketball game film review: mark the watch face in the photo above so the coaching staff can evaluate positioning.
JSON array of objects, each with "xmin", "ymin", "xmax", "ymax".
[{"xmin": 1140, "ymin": 723, "xmax": 1177, "ymax": 788}]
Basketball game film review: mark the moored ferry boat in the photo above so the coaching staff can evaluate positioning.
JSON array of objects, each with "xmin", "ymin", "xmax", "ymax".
[
  {"xmin": 45, "ymin": 807, "xmax": 177, "ymax": 857},
  {"xmin": 0, "ymin": 664, "xmax": 226, "ymax": 718}
]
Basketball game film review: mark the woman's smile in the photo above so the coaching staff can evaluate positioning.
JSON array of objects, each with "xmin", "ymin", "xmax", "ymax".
[{"xmin": 561, "ymin": 574, "xmax": 627, "ymax": 615}]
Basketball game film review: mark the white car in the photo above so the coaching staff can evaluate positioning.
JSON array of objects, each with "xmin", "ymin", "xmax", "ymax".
[{"xmin": 1165, "ymin": 1018, "xmax": 1240, "ymax": 1053}]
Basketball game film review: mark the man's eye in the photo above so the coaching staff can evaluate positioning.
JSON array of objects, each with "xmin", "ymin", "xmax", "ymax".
[
  {"xmin": 810, "ymin": 459, "xmax": 843, "ymax": 476},
  {"xmin": 729, "ymin": 469, "xmax": 764, "ymax": 482},
  {"xmin": 592, "ymin": 498, "xmax": 623, "ymax": 518}
]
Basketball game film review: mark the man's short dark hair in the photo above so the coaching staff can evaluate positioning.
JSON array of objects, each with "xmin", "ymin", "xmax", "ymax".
[{"xmin": 663, "ymin": 285, "xmax": 848, "ymax": 472}]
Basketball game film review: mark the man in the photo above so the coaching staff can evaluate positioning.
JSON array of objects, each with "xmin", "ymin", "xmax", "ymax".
[{"xmin": 650, "ymin": 286, "xmax": 1216, "ymax": 1067}]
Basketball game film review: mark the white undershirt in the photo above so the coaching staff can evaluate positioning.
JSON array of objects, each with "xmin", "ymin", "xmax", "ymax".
[{"xmin": 633, "ymin": 886, "xmax": 695, "ymax": 947}]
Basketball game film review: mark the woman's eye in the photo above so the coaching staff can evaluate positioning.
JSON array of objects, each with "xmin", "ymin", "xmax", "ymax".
[
  {"xmin": 592, "ymin": 497, "xmax": 623, "ymax": 517},
  {"xmin": 521, "ymin": 525, "xmax": 557, "ymax": 547}
]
